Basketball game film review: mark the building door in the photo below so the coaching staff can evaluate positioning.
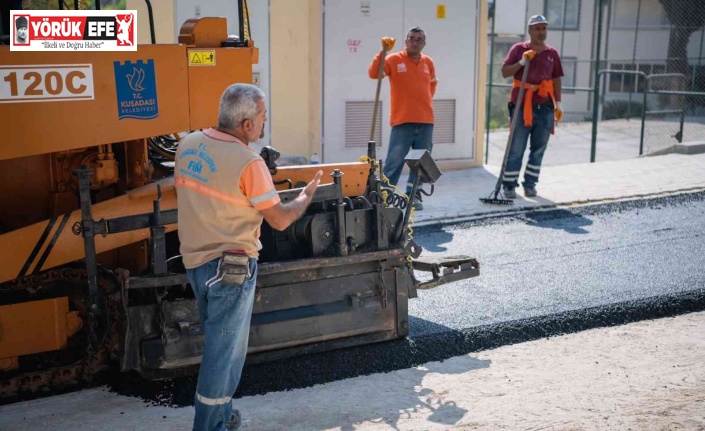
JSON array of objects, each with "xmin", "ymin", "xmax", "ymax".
[{"xmin": 322, "ymin": 0, "xmax": 479, "ymax": 164}]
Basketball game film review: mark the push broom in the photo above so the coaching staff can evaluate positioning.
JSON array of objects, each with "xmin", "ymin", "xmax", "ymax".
[{"xmin": 480, "ymin": 58, "xmax": 531, "ymax": 205}]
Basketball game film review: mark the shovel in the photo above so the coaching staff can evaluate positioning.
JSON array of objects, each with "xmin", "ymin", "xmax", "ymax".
[{"xmin": 480, "ymin": 58, "xmax": 531, "ymax": 205}]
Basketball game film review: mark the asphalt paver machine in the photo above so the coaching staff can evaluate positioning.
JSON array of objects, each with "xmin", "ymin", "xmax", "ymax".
[{"xmin": 0, "ymin": 2, "xmax": 479, "ymax": 396}]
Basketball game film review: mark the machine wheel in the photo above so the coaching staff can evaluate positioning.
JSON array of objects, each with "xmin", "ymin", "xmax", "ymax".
[{"xmin": 147, "ymin": 133, "xmax": 188, "ymax": 161}]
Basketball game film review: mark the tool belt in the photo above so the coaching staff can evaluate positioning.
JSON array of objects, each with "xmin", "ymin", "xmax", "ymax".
[
  {"xmin": 218, "ymin": 251, "xmax": 250, "ymax": 285},
  {"xmin": 512, "ymin": 78, "xmax": 557, "ymax": 134}
]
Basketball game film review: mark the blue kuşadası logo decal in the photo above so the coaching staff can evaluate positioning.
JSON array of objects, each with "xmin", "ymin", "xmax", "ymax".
[{"xmin": 113, "ymin": 59, "xmax": 159, "ymax": 120}]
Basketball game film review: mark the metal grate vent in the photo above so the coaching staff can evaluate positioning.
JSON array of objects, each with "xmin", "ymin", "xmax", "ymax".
[
  {"xmin": 345, "ymin": 101, "xmax": 382, "ymax": 147},
  {"xmin": 433, "ymin": 99, "xmax": 456, "ymax": 144}
]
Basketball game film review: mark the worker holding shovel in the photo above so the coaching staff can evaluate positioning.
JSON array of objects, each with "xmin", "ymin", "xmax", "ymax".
[
  {"xmin": 368, "ymin": 27, "xmax": 437, "ymax": 210},
  {"xmin": 500, "ymin": 14, "xmax": 564, "ymax": 199}
]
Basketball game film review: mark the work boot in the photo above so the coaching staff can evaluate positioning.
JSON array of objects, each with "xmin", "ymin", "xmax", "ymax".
[
  {"xmin": 226, "ymin": 409, "xmax": 241, "ymax": 430},
  {"xmin": 524, "ymin": 185, "xmax": 537, "ymax": 197},
  {"xmin": 503, "ymin": 185, "xmax": 516, "ymax": 199}
]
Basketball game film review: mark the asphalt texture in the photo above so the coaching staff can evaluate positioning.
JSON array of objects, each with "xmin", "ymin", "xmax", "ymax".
[
  {"xmin": 409, "ymin": 190, "xmax": 705, "ymax": 336},
  {"xmin": 106, "ymin": 190, "xmax": 705, "ymax": 408}
]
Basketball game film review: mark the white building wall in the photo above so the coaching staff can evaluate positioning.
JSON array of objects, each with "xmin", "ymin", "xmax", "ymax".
[{"xmin": 323, "ymin": 0, "xmax": 484, "ymax": 164}]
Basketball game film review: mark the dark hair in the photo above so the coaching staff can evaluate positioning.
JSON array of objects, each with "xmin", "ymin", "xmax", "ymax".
[
  {"xmin": 15, "ymin": 16, "xmax": 28, "ymax": 29},
  {"xmin": 406, "ymin": 27, "xmax": 426, "ymax": 40}
]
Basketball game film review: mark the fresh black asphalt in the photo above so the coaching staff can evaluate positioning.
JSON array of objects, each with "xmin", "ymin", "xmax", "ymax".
[{"xmin": 109, "ymin": 190, "xmax": 705, "ymax": 407}]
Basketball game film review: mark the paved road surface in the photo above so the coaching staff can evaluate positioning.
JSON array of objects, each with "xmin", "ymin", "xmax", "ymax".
[{"xmin": 2, "ymin": 192, "xmax": 704, "ymax": 430}]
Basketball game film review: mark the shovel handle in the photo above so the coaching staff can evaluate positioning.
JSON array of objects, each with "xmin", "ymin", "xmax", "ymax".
[
  {"xmin": 494, "ymin": 58, "xmax": 531, "ymax": 194},
  {"xmin": 370, "ymin": 48, "xmax": 388, "ymax": 143}
]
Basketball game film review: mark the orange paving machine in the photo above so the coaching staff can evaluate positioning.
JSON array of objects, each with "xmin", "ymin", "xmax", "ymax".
[{"xmin": 0, "ymin": 7, "xmax": 479, "ymax": 397}]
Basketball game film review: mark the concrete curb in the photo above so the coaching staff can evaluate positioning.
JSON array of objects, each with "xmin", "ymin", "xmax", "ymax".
[
  {"xmin": 413, "ymin": 185, "xmax": 705, "ymax": 227},
  {"xmin": 645, "ymin": 140, "xmax": 705, "ymax": 157}
]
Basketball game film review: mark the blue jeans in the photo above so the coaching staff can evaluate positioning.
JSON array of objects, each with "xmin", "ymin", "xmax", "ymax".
[
  {"xmin": 383, "ymin": 123, "xmax": 433, "ymax": 194},
  {"xmin": 503, "ymin": 103, "xmax": 554, "ymax": 188},
  {"xmin": 188, "ymin": 256, "xmax": 258, "ymax": 431}
]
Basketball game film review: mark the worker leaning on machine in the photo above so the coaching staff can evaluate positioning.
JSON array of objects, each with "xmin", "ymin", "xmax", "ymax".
[{"xmin": 175, "ymin": 83, "xmax": 323, "ymax": 431}]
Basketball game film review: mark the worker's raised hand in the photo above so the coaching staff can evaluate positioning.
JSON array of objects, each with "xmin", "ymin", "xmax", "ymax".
[
  {"xmin": 555, "ymin": 101, "xmax": 563, "ymax": 123},
  {"xmin": 301, "ymin": 170, "xmax": 323, "ymax": 204},
  {"xmin": 519, "ymin": 50, "xmax": 535, "ymax": 66},
  {"xmin": 381, "ymin": 37, "xmax": 396, "ymax": 52}
]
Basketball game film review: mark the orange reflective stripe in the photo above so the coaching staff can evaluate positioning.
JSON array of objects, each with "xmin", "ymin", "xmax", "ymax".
[
  {"xmin": 174, "ymin": 177, "xmax": 250, "ymax": 207},
  {"xmin": 512, "ymin": 79, "xmax": 556, "ymax": 130}
]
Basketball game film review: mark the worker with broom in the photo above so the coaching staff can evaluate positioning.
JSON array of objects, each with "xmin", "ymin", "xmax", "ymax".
[
  {"xmin": 368, "ymin": 27, "xmax": 437, "ymax": 210},
  {"xmin": 500, "ymin": 14, "xmax": 564, "ymax": 199}
]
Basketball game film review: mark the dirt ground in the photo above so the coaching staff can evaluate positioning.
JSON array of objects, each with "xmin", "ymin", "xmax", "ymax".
[
  {"xmin": 236, "ymin": 312, "xmax": 705, "ymax": 431},
  {"xmin": 1, "ymin": 312, "xmax": 704, "ymax": 431}
]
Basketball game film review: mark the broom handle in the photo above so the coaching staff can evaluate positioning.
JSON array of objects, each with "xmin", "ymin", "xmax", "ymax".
[
  {"xmin": 493, "ymin": 59, "xmax": 531, "ymax": 195},
  {"xmin": 370, "ymin": 48, "xmax": 388, "ymax": 143}
]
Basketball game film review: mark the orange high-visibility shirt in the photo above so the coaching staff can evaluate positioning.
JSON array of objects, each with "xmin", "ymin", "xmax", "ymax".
[
  {"xmin": 369, "ymin": 49, "xmax": 437, "ymax": 127},
  {"xmin": 175, "ymin": 128, "xmax": 280, "ymax": 268}
]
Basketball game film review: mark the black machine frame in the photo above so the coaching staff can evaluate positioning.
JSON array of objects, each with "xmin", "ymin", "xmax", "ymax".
[{"xmin": 74, "ymin": 142, "xmax": 480, "ymax": 376}]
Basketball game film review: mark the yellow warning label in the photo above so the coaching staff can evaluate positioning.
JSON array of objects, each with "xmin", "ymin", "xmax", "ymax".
[
  {"xmin": 437, "ymin": 4, "xmax": 446, "ymax": 19},
  {"xmin": 189, "ymin": 50, "xmax": 216, "ymax": 66}
]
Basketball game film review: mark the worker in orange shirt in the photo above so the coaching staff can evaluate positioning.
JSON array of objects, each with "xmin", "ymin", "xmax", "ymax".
[
  {"xmin": 369, "ymin": 27, "xmax": 437, "ymax": 210},
  {"xmin": 501, "ymin": 14, "xmax": 564, "ymax": 199}
]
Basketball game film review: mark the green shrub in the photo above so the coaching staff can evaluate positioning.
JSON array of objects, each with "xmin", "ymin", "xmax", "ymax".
[{"xmin": 602, "ymin": 100, "xmax": 644, "ymax": 120}]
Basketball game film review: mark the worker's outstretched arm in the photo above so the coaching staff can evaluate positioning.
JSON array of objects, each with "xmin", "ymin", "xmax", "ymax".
[{"xmin": 260, "ymin": 171, "xmax": 323, "ymax": 231}]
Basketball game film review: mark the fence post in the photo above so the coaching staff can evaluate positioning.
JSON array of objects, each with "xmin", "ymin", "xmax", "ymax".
[
  {"xmin": 590, "ymin": 0, "xmax": 605, "ymax": 163},
  {"xmin": 485, "ymin": 2, "xmax": 497, "ymax": 165},
  {"xmin": 640, "ymin": 84, "xmax": 647, "ymax": 155}
]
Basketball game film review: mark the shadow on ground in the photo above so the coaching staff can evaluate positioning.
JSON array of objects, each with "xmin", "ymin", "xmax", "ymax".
[
  {"xmin": 106, "ymin": 287, "xmax": 705, "ymax": 415},
  {"xmin": 520, "ymin": 209, "xmax": 594, "ymax": 234}
]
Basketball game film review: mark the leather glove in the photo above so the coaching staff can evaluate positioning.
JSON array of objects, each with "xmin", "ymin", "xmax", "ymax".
[
  {"xmin": 519, "ymin": 50, "xmax": 535, "ymax": 66},
  {"xmin": 381, "ymin": 37, "xmax": 396, "ymax": 52},
  {"xmin": 555, "ymin": 101, "xmax": 563, "ymax": 123}
]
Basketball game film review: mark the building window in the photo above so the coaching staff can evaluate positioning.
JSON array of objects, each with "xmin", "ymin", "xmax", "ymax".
[
  {"xmin": 611, "ymin": 0, "xmax": 670, "ymax": 30},
  {"xmin": 487, "ymin": 42, "xmax": 515, "ymax": 76},
  {"xmin": 561, "ymin": 57, "xmax": 577, "ymax": 93},
  {"xmin": 544, "ymin": 0, "xmax": 580, "ymax": 30},
  {"xmin": 608, "ymin": 62, "xmax": 668, "ymax": 93}
]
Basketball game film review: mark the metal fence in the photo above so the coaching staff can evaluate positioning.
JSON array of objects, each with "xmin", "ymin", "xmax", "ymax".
[{"xmin": 486, "ymin": 0, "xmax": 705, "ymax": 164}]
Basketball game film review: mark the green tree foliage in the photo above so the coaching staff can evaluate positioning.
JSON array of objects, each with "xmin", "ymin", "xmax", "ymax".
[
  {"xmin": 487, "ymin": 48, "xmax": 512, "ymax": 130},
  {"xmin": 23, "ymin": 0, "xmax": 124, "ymax": 10},
  {"xmin": 659, "ymin": 0, "xmax": 705, "ymax": 75}
]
